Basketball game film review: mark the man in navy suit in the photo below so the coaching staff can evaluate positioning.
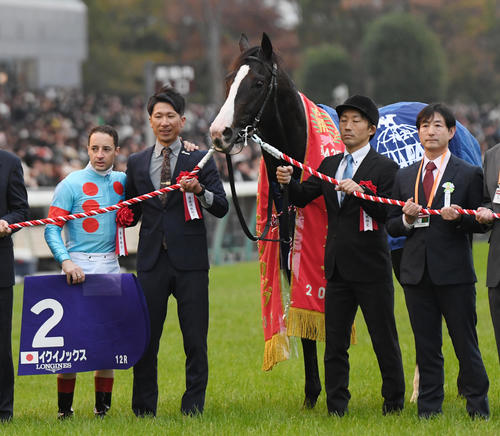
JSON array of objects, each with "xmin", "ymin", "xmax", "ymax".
[
  {"xmin": 126, "ymin": 86, "xmax": 228, "ymax": 417},
  {"xmin": 277, "ymin": 95, "xmax": 405, "ymax": 416},
  {"xmin": 0, "ymin": 150, "xmax": 29, "ymax": 422},
  {"xmin": 387, "ymin": 103, "xmax": 489, "ymax": 419}
]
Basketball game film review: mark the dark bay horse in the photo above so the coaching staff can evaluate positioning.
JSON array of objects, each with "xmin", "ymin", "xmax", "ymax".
[{"xmin": 210, "ymin": 33, "xmax": 323, "ymax": 408}]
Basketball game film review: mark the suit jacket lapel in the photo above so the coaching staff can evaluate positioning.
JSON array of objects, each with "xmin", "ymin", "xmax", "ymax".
[
  {"xmin": 166, "ymin": 143, "xmax": 191, "ymax": 207},
  {"xmin": 171, "ymin": 143, "xmax": 189, "ymax": 182},
  {"xmin": 352, "ymin": 147, "xmax": 377, "ymax": 184},
  {"xmin": 432, "ymin": 154, "xmax": 459, "ymax": 208},
  {"xmin": 339, "ymin": 147, "xmax": 376, "ymax": 210},
  {"xmin": 140, "ymin": 146, "xmax": 162, "ymax": 209},
  {"xmin": 490, "ymin": 148, "xmax": 500, "ymax": 198},
  {"xmin": 328, "ymin": 154, "xmax": 343, "ymax": 210}
]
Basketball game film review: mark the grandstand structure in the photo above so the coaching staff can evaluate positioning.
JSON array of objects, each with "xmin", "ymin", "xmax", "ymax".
[{"xmin": 0, "ymin": 0, "xmax": 87, "ymax": 89}]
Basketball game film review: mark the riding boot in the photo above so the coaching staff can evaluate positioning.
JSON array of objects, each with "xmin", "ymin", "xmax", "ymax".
[
  {"xmin": 57, "ymin": 378, "xmax": 76, "ymax": 419},
  {"xmin": 94, "ymin": 391, "xmax": 112, "ymax": 417},
  {"xmin": 94, "ymin": 376, "xmax": 113, "ymax": 417}
]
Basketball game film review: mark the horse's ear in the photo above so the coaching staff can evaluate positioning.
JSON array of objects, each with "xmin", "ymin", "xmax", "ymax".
[
  {"xmin": 261, "ymin": 32, "xmax": 273, "ymax": 61},
  {"xmin": 239, "ymin": 33, "xmax": 250, "ymax": 53}
]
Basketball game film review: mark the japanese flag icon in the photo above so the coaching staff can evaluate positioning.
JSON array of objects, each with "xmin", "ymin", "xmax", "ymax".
[{"xmin": 20, "ymin": 351, "xmax": 39, "ymax": 364}]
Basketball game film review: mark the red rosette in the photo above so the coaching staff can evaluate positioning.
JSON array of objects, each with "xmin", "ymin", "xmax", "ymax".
[
  {"xmin": 116, "ymin": 203, "xmax": 134, "ymax": 227},
  {"xmin": 176, "ymin": 171, "xmax": 198, "ymax": 183},
  {"xmin": 359, "ymin": 180, "xmax": 377, "ymax": 194}
]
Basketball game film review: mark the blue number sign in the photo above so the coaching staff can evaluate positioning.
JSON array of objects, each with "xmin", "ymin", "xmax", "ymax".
[{"xmin": 18, "ymin": 273, "xmax": 150, "ymax": 375}]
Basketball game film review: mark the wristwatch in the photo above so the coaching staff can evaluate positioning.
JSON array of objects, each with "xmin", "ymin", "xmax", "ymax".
[{"xmin": 196, "ymin": 184, "xmax": 206, "ymax": 197}]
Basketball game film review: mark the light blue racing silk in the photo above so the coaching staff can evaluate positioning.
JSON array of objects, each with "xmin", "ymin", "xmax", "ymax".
[{"xmin": 44, "ymin": 166, "xmax": 126, "ymax": 264}]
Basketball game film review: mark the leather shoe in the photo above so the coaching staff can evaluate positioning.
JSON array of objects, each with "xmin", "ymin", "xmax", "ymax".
[
  {"xmin": 0, "ymin": 414, "xmax": 13, "ymax": 423},
  {"xmin": 181, "ymin": 406, "xmax": 203, "ymax": 416},
  {"xmin": 469, "ymin": 411, "xmax": 489, "ymax": 420},
  {"xmin": 133, "ymin": 408, "xmax": 156, "ymax": 418},
  {"xmin": 328, "ymin": 408, "xmax": 347, "ymax": 417},
  {"xmin": 418, "ymin": 410, "xmax": 442, "ymax": 419},
  {"xmin": 382, "ymin": 403, "xmax": 404, "ymax": 415}
]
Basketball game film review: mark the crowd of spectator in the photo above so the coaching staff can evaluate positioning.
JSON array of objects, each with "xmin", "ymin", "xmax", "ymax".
[
  {"xmin": 0, "ymin": 87, "xmax": 499, "ymax": 188},
  {"xmin": 0, "ymin": 87, "xmax": 262, "ymax": 188}
]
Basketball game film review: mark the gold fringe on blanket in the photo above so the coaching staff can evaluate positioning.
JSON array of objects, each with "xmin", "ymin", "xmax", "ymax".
[
  {"xmin": 262, "ymin": 331, "xmax": 290, "ymax": 371},
  {"xmin": 287, "ymin": 307, "xmax": 325, "ymax": 341},
  {"xmin": 286, "ymin": 307, "xmax": 357, "ymax": 344}
]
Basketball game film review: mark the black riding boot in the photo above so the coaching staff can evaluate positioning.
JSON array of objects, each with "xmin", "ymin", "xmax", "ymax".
[
  {"xmin": 94, "ymin": 391, "xmax": 112, "ymax": 417},
  {"xmin": 57, "ymin": 392, "xmax": 74, "ymax": 419}
]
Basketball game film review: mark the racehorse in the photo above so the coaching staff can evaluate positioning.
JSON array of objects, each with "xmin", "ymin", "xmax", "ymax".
[
  {"xmin": 209, "ymin": 32, "xmax": 483, "ymax": 408},
  {"xmin": 210, "ymin": 32, "xmax": 324, "ymax": 408}
]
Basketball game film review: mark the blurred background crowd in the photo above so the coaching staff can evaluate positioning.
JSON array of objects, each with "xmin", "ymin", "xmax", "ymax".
[
  {"xmin": 0, "ymin": 87, "xmax": 499, "ymax": 188},
  {"xmin": 1, "ymin": 0, "xmax": 500, "ymax": 188},
  {"xmin": 0, "ymin": 87, "xmax": 262, "ymax": 187}
]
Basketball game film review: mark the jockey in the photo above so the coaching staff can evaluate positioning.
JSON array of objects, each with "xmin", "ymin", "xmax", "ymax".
[{"xmin": 44, "ymin": 125, "xmax": 125, "ymax": 419}]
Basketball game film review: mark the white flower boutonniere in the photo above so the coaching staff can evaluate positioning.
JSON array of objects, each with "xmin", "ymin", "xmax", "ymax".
[{"xmin": 442, "ymin": 182, "xmax": 455, "ymax": 207}]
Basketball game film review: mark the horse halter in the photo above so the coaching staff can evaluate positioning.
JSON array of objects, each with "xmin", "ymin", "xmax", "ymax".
[
  {"xmin": 241, "ymin": 56, "xmax": 278, "ymax": 139},
  {"xmin": 213, "ymin": 56, "xmax": 278, "ymax": 154},
  {"xmin": 224, "ymin": 56, "xmax": 292, "ymax": 244}
]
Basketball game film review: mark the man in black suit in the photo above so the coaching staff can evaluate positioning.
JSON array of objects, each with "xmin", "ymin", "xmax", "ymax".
[
  {"xmin": 387, "ymin": 103, "xmax": 489, "ymax": 419},
  {"xmin": 476, "ymin": 143, "xmax": 500, "ymax": 363},
  {"xmin": 277, "ymin": 95, "xmax": 405, "ymax": 416},
  {"xmin": 126, "ymin": 86, "xmax": 228, "ymax": 417},
  {"xmin": 0, "ymin": 150, "xmax": 29, "ymax": 422}
]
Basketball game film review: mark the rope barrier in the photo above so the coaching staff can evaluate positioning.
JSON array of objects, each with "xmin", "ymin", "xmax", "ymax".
[
  {"xmin": 251, "ymin": 134, "xmax": 500, "ymax": 220},
  {"xmin": 6, "ymin": 136, "xmax": 499, "ymax": 231},
  {"xmin": 8, "ymin": 148, "xmax": 215, "ymax": 230}
]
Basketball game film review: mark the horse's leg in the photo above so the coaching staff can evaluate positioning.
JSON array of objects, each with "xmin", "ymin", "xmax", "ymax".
[
  {"xmin": 301, "ymin": 338, "xmax": 321, "ymax": 408},
  {"xmin": 276, "ymin": 186, "xmax": 322, "ymax": 408}
]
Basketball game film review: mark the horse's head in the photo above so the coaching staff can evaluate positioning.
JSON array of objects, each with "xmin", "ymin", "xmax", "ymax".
[{"xmin": 210, "ymin": 33, "xmax": 279, "ymax": 154}]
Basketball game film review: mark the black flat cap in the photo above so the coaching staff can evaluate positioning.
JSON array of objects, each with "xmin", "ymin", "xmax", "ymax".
[{"xmin": 336, "ymin": 95, "xmax": 379, "ymax": 127}]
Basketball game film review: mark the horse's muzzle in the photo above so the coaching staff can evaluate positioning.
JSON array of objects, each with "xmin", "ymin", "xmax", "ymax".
[{"xmin": 212, "ymin": 127, "xmax": 239, "ymax": 154}]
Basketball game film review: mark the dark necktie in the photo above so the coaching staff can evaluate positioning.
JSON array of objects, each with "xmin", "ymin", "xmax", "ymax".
[
  {"xmin": 160, "ymin": 147, "xmax": 172, "ymax": 206},
  {"xmin": 423, "ymin": 161, "xmax": 437, "ymax": 203}
]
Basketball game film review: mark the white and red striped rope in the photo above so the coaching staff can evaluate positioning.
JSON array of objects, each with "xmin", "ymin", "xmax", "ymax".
[
  {"xmin": 8, "ymin": 148, "xmax": 215, "ymax": 230},
  {"xmin": 252, "ymin": 134, "xmax": 500, "ymax": 220}
]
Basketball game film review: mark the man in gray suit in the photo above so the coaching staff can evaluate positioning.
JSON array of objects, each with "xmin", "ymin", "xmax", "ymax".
[{"xmin": 476, "ymin": 143, "xmax": 500, "ymax": 362}]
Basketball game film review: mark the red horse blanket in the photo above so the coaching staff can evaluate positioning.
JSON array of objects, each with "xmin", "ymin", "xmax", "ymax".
[{"xmin": 258, "ymin": 93, "xmax": 348, "ymax": 370}]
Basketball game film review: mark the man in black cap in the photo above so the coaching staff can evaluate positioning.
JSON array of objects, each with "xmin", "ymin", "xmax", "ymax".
[{"xmin": 277, "ymin": 95, "xmax": 405, "ymax": 416}]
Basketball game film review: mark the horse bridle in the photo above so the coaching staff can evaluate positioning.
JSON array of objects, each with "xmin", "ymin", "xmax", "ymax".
[{"xmin": 225, "ymin": 55, "xmax": 292, "ymax": 243}]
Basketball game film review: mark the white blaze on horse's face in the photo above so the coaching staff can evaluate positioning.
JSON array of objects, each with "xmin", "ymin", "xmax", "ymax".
[{"xmin": 210, "ymin": 64, "xmax": 250, "ymax": 145}]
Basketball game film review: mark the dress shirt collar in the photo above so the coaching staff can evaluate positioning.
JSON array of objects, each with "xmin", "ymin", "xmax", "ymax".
[
  {"xmin": 153, "ymin": 138, "xmax": 181, "ymax": 159},
  {"xmin": 343, "ymin": 143, "xmax": 371, "ymax": 167},
  {"xmin": 422, "ymin": 149, "xmax": 451, "ymax": 172}
]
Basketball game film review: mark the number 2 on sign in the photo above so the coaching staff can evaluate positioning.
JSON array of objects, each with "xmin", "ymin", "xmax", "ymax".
[
  {"xmin": 31, "ymin": 298, "xmax": 64, "ymax": 348},
  {"xmin": 305, "ymin": 284, "xmax": 325, "ymax": 299}
]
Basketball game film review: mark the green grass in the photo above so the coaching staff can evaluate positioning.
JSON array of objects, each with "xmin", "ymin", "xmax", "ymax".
[{"xmin": 5, "ymin": 241, "xmax": 500, "ymax": 435}]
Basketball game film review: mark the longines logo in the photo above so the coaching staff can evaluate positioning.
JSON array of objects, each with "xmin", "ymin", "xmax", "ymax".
[{"xmin": 35, "ymin": 363, "xmax": 72, "ymax": 373}]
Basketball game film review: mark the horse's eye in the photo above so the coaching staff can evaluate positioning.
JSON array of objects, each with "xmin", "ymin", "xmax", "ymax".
[{"xmin": 255, "ymin": 80, "xmax": 264, "ymax": 88}]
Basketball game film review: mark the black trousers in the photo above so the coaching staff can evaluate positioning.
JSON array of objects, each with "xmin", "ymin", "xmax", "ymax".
[
  {"xmin": 488, "ymin": 285, "xmax": 500, "ymax": 364},
  {"xmin": 324, "ymin": 268, "xmax": 405, "ymax": 414},
  {"xmin": 132, "ymin": 249, "xmax": 209, "ymax": 415},
  {"xmin": 404, "ymin": 272, "xmax": 489, "ymax": 417},
  {"xmin": 0, "ymin": 286, "xmax": 14, "ymax": 420}
]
